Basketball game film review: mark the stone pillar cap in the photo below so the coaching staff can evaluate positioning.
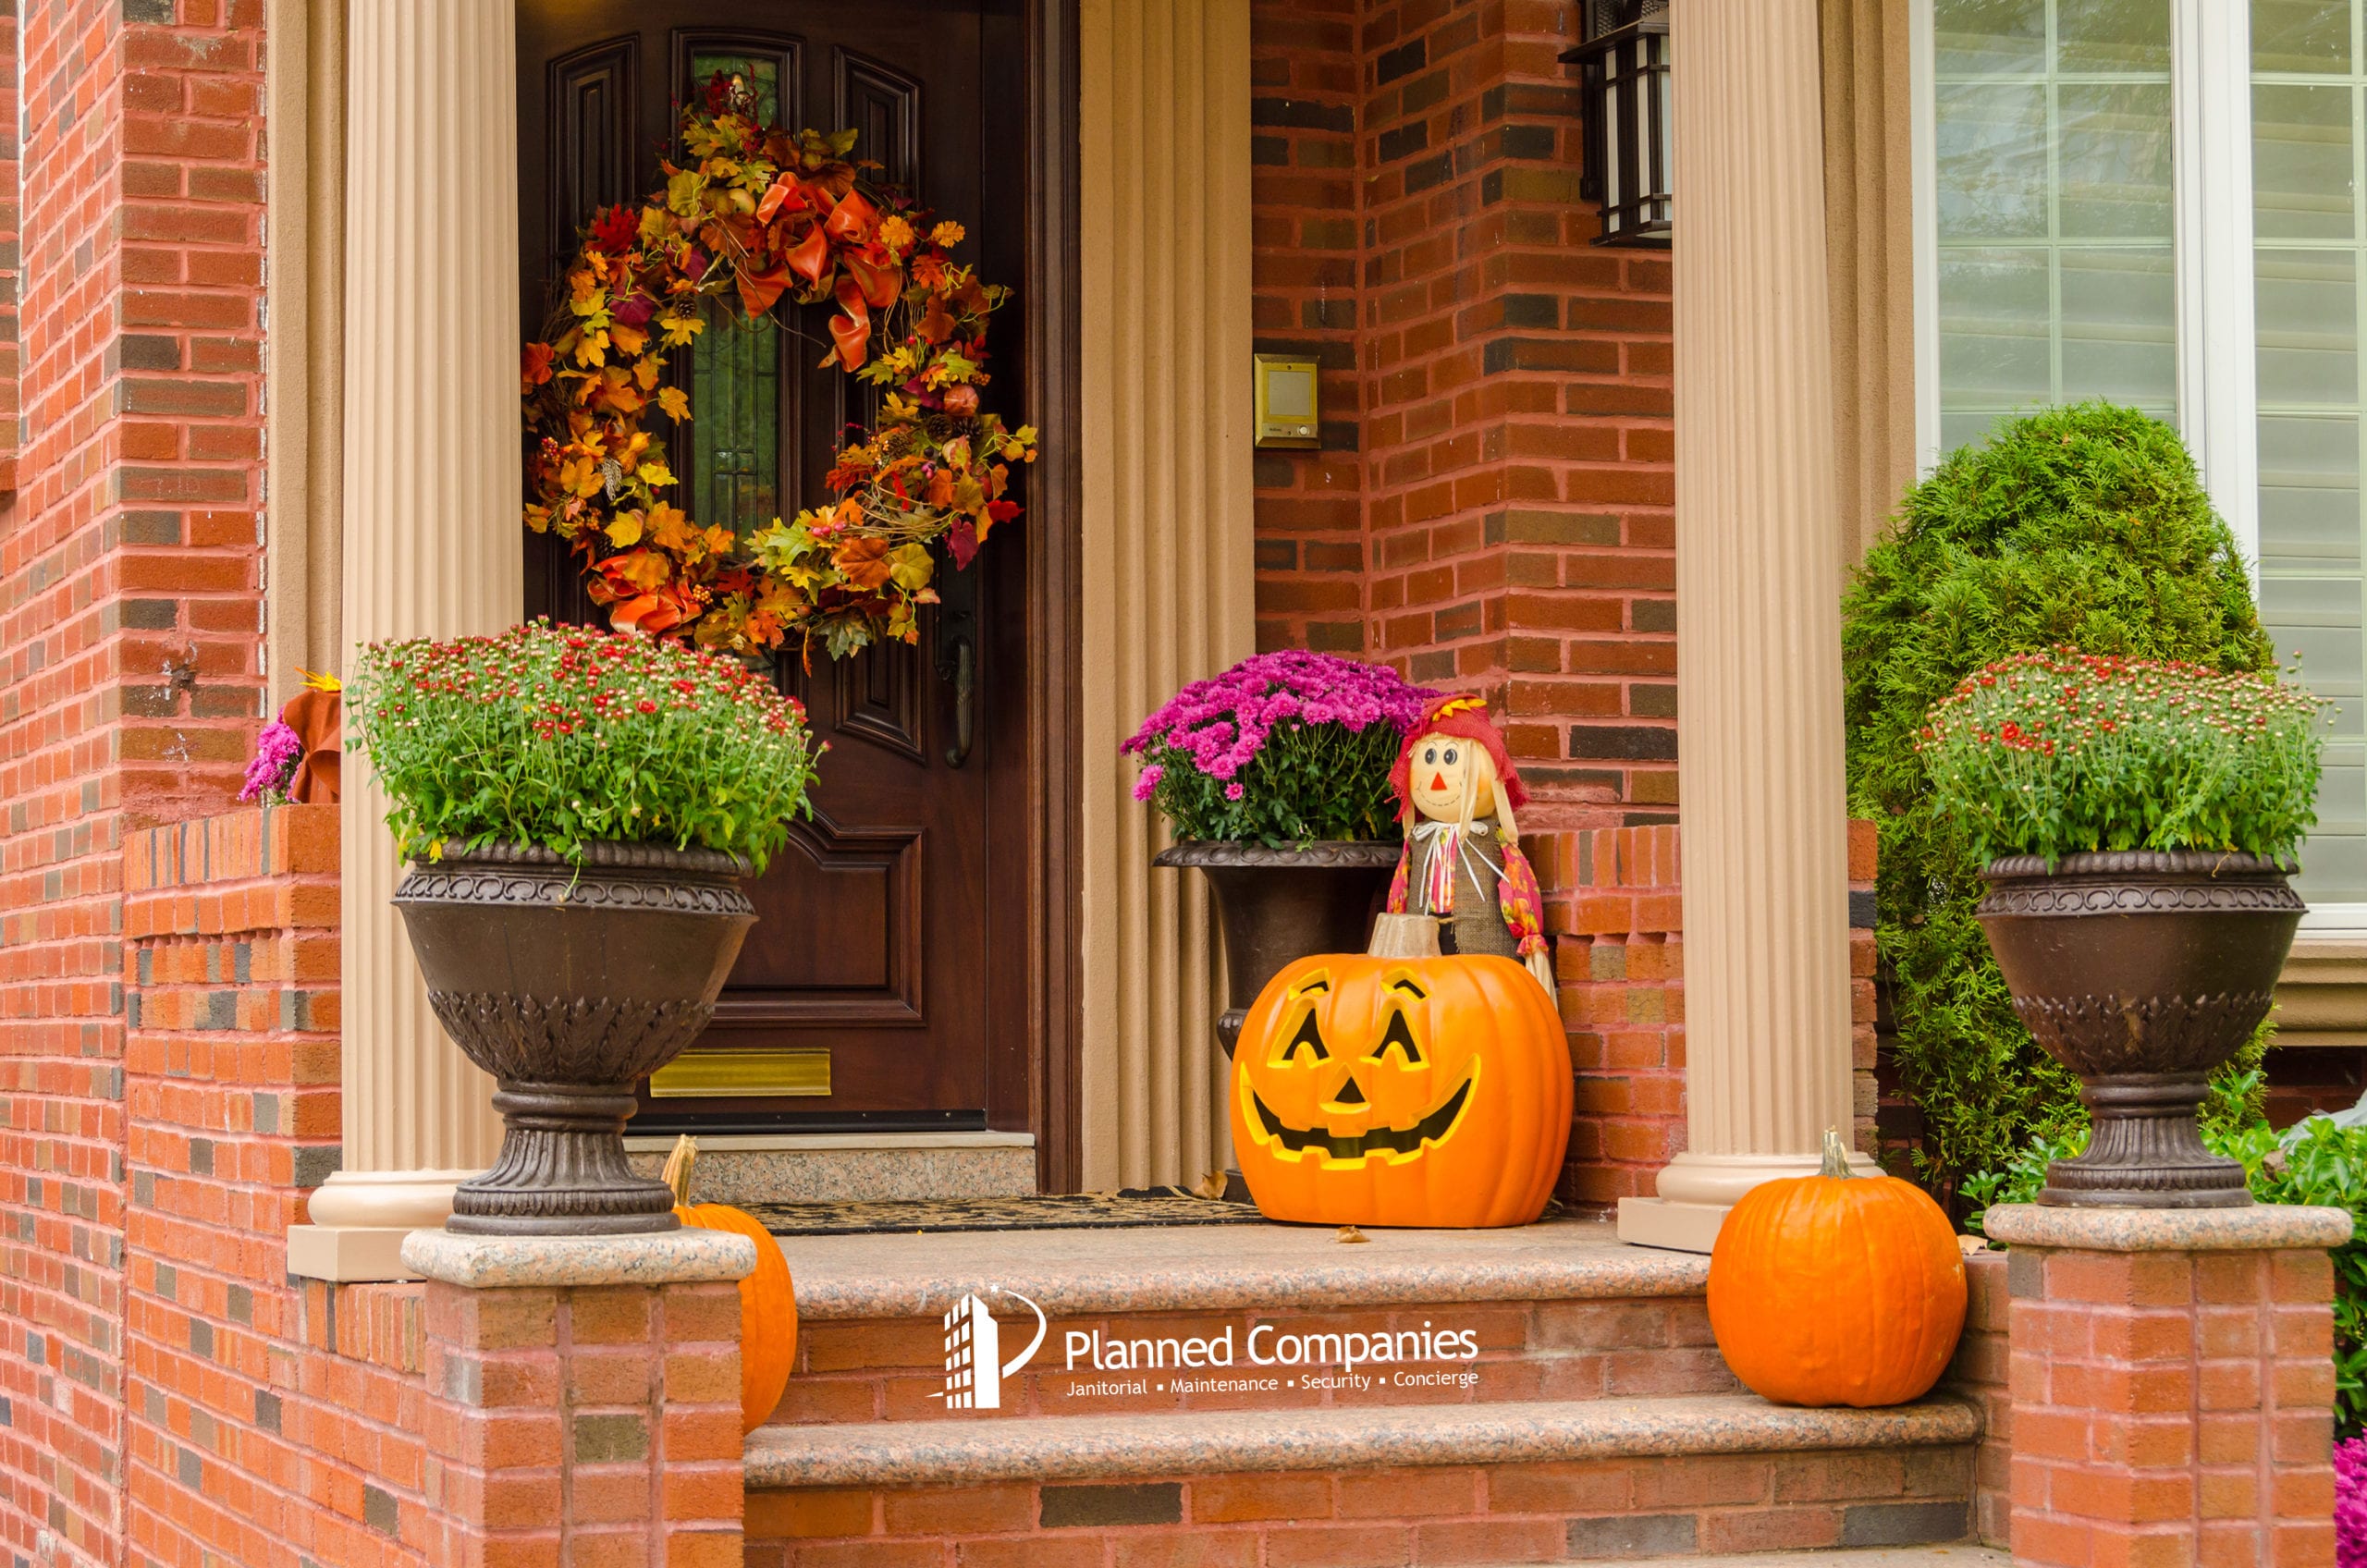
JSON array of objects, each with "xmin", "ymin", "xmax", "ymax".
[
  {"xmin": 401, "ymin": 1227, "xmax": 758, "ymax": 1288},
  {"xmin": 1983, "ymin": 1203, "xmax": 2353, "ymax": 1253}
]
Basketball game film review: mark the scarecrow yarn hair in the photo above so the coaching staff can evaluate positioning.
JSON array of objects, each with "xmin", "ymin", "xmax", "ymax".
[{"xmin": 1387, "ymin": 694, "xmax": 1529, "ymax": 815}]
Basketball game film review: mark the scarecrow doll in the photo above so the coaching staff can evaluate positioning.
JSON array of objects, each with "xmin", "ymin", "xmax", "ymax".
[{"xmin": 1384, "ymin": 695, "xmax": 1554, "ymax": 991}]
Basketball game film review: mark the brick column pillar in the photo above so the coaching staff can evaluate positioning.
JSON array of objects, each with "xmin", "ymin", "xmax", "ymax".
[
  {"xmin": 403, "ymin": 1230, "xmax": 754, "ymax": 1566},
  {"xmin": 1984, "ymin": 1205, "xmax": 2354, "ymax": 1568}
]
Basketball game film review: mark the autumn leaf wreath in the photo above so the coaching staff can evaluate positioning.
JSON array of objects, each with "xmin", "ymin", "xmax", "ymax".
[{"xmin": 521, "ymin": 75, "xmax": 1036, "ymax": 661}]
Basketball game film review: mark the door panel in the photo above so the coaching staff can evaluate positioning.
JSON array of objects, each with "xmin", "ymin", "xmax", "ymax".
[{"xmin": 519, "ymin": 0, "xmax": 1013, "ymax": 1132}]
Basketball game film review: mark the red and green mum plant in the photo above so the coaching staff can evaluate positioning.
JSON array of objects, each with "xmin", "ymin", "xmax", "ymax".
[
  {"xmin": 347, "ymin": 621, "xmax": 821, "ymax": 868},
  {"xmin": 521, "ymin": 76, "xmax": 1036, "ymax": 661},
  {"xmin": 1919, "ymin": 648, "xmax": 2324, "ymax": 866}
]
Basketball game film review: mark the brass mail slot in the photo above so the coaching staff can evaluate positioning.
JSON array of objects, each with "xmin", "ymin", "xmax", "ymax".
[{"xmin": 649, "ymin": 1047, "xmax": 831, "ymax": 1098}]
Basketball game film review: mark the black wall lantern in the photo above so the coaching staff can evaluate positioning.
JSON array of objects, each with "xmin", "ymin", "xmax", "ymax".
[{"xmin": 1562, "ymin": 0, "xmax": 1671, "ymax": 248}]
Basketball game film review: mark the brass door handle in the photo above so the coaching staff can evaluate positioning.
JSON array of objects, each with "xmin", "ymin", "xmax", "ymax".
[{"xmin": 945, "ymin": 635, "xmax": 975, "ymax": 768}]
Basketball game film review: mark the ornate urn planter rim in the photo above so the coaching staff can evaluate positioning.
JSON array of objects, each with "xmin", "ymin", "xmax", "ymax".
[
  {"xmin": 1154, "ymin": 839, "xmax": 1404, "ymax": 869},
  {"xmin": 412, "ymin": 837, "xmax": 754, "ymax": 879},
  {"xmin": 1981, "ymin": 848, "xmax": 2299, "ymax": 881}
]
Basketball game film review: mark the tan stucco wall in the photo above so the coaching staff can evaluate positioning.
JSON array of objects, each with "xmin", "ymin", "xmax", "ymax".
[
  {"xmin": 264, "ymin": 0, "xmax": 346, "ymax": 699},
  {"xmin": 1821, "ymin": 0, "xmax": 1919, "ymax": 569},
  {"xmin": 1076, "ymin": 0, "xmax": 1257, "ymax": 1190}
]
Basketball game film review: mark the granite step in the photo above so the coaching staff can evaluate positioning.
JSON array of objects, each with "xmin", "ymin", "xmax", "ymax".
[
  {"xmin": 1621, "ymin": 1552, "xmax": 2009, "ymax": 1567},
  {"xmin": 741, "ymin": 1393, "xmax": 1985, "ymax": 1564},
  {"xmin": 769, "ymin": 1213, "xmax": 1738, "ymax": 1425}
]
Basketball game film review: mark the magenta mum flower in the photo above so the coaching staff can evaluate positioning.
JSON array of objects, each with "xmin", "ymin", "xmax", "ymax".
[
  {"xmin": 239, "ymin": 720, "xmax": 305, "ymax": 803},
  {"xmin": 2339, "ymin": 1438, "xmax": 2367, "ymax": 1568},
  {"xmin": 1123, "ymin": 651, "xmax": 1440, "ymax": 845}
]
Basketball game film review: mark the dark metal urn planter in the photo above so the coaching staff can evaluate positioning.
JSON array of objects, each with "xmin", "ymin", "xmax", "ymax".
[
  {"xmin": 1153, "ymin": 840, "xmax": 1401, "ymax": 1060},
  {"xmin": 1976, "ymin": 850, "xmax": 2304, "ymax": 1209},
  {"xmin": 394, "ymin": 840, "xmax": 756, "ymax": 1236}
]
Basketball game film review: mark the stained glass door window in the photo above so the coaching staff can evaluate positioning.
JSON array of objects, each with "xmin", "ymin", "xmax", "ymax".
[{"xmin": 684, "ymin": 47, "xmax": 791, "ymax": 537}]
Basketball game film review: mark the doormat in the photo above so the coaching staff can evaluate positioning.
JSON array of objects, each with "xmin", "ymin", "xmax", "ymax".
[{"xmin": 748, "ymin": 1188, "xmax": 1269, "ymax": 1236}]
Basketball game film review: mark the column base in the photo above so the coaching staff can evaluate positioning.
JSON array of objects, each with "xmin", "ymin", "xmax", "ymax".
[
  {"xmin": 287, "ymin": 1223, "xmax": 423, "ymax": 1282},
  {"xmin": 1618, "ymin": 1150, "xmax": 1884, "ymax": 1254},
  {"xmin": 1615, "ymin": 1196, "xmax": 1729, "ymax": 1253},
  {"xmin": 290, "ymin": 1167, "xmax": 480, "ymax": 1281}
]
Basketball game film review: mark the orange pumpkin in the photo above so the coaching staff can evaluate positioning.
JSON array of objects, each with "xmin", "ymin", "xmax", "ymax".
[
  {"xmin": 1707, "ymin": 1129, "xmax": 1967, "ymax": 1407},
  {"xmin": 1230, "ymin": 926, "xmax": 1570, "ymax": 1229},
  {"xmin": 662, "ymin": 1138, "xmax": 798, "ymax": 1433}
]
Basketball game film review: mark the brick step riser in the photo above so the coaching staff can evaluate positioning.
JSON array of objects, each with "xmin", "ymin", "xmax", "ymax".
[
  {"xmin": 744, "ymin": 1446, "xmax": 1977, "ymax": 1566},
  {"xmin": 773, "ymin": 1295, "xmax": 1736, "ymax": 1426}
]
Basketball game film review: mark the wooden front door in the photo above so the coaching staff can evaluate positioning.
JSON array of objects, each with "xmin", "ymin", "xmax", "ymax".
[{"xmin": 518, "ymin": 0, "xmax": 1031, "ymax": 1135}]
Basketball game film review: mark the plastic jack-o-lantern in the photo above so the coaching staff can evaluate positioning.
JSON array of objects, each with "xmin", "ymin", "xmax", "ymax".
[{"xmin": 1230, "ymin": 916, "xmax": 1571, "ymax": 1228}]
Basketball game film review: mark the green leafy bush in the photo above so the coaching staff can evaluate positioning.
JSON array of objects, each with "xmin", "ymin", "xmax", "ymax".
[
  {"xmin": 1967, "ymin": 1100, "xmax": 2367, "ymax": 1437},
  {"xmin": 1843, "ymin": 401, "xmax": 2276, "ymax": 1207},
  {"xmin": 1920, "ymin": 649, "xmax": 2322, "ymax": 864},
  {"xmin": 348, "ymin": 620, "xmax": 820, "ymax": 868}
]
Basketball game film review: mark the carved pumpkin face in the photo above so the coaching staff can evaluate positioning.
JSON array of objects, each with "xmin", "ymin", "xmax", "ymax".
[{"xmin": 1231, "ymin": 951, "xmax": 1571, "ymax": 1228}]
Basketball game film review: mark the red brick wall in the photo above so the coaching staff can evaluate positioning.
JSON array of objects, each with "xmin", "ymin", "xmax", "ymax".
[
  {"xmin": 1531, "ymin": 820, "xmax": 1879, "ymax": 1212},
  {"xmin": 1250, "ymin": 0, "xmax": 1676, "ymax": 826},
  {"xmin": 0, "ymin": 2, "xmax": 269, "ymax": 1561},
  {"xmin": 0, "ymin": 0, "xmax": 22, "ymax": 495},
  {"xmin": 1248, "ymin": 0, "xmax": 1689, "ymax": 1209},
  {"xmin": 749, "ymin": 1444, "xmax": 1975, "ymax": 1563},
  {"xmin": 1250, "ymin": 0, "xmax": 1365, "ymax": 656},
  {"xmin": 111, "ymin": 806, "xmax": 748, "ymax": 1567},
  {"xmin": 118, "ymin": 805, "xmax": 406, "ymax": 1567},
  {"xmin": 2007, "ymin": 1243, "xmax": 2338, "ymax": 1568},
  {"xmin": 1946, "ymin": 1248, "xmax": 2012, "ymax": 1550}
]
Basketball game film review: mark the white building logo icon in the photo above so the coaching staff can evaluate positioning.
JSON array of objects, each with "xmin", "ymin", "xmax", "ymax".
[{"xmin": 937, "ymin": 1286, "xmax": 1047, "ymax": 1410}]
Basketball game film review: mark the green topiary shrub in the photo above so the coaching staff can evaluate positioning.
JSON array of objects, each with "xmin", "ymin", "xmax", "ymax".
[{"xmin": 1843, "ymin": 401, "xmax": 2277, "ymax": 1208}]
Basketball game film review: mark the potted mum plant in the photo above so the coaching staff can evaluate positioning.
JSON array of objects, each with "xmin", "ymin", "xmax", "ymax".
[
  {"xmin": 1125, "ymin": 651, "xmax": 1437, "ymax": 1059},
  {"xmin": 348, "ymin": 620, "xmax": 819, "ymax": 1236},
  {"xmin": 1922, "ymin": 648, "xmax": 2321, "ymax": 1207}
]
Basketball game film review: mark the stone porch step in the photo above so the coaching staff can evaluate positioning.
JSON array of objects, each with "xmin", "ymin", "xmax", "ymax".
[
  {"xmin": 1657, "ymin": 1553, "xmax": 2008, "ymax": 1567},
  {"xmin": 748, "ymin": 1224, "xmax": 1987, "ymax": 1563},
  {"xmin": 771, "ymin": 1214, "xmax": 1740, "ymax": 1424},
  {"xmin": 742, "ymin": 1393, "xmax": 1983, "ymax": 1562},
  {"xmin": 779, "ymin": 1213, "xmax": 1707, "ymax": 1320},
  {"xmin": 747, "ymin": 1392, "xmax": 1981, "ymax": 1489}
]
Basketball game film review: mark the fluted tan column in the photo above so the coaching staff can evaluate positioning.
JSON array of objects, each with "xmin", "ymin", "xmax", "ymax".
[
  {"xmin": 1076, "ymin": 0, "xmax": 1255, "ymax": 1189},
  {"xmin": 1616, "ymin": 0, "xmax": 1875, "ymax": 1254},
  {"xmin": 289, "ymin": 0, "xmax": 520, "ymax": 1280}
]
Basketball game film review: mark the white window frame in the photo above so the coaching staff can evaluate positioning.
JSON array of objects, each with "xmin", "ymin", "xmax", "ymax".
[{"xmin": 1911, "ymin": 0, "xmax": 2367, "ymax": 936}]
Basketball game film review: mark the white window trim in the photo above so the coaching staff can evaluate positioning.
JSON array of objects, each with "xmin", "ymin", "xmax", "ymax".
[
  {"xmin": 2172, "ymin": 0, "xmax": 2263, "ymax": 572},
  {"xmin": 1910, "ymin": 0, "xmax": 2367, "ymax": 934},
  {"xmin": 1909, "ymin": 0, "xmax": 1941, "ymax": 476}
]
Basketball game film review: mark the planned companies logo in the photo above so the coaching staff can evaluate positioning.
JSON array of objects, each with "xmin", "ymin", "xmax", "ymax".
[
  {"xmin": 934, "ymin": 1286, "xmax": 1049, "ymax": 1410},
  {"xmin": 935, "ymin": 1287, "xmax": 1482, "ymax": 1412}
]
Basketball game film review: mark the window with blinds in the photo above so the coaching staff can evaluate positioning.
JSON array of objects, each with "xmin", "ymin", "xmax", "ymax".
[
  {"xmin": 1930, "ymin": 0, "xmax": 2178, "ymax": 457},
  {"xmin": 2254, "ymin": 0, "xmax": 2367, "ymax": 903}
]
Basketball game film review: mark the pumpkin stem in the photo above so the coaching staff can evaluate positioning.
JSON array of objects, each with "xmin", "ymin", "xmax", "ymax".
[
  {"xmin": 1367, "ymin": 912, "xmax": 1442, "ymax": 958},
  {"xmin": 1820, "ymin": 1126, "xmax": 1855, "ymax": 1180},
  {"xmin": 661, "ymin": 1134, "xmax": 698, "ymax": 1207}
]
